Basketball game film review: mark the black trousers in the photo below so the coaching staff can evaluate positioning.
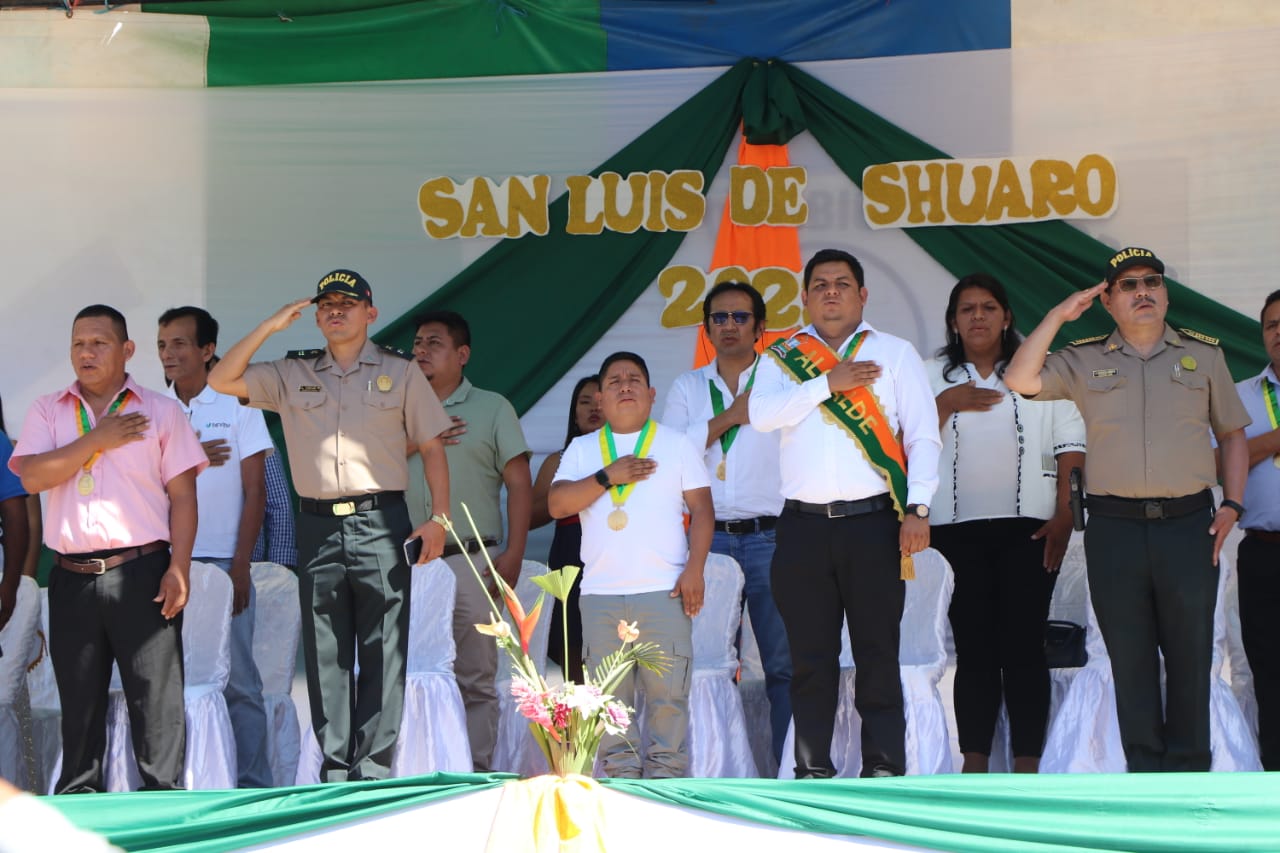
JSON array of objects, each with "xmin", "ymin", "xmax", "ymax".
[
  {"xmin": 1236, "ymin": 534, "xmax": 1280, "ymax": 771},
  {"xmin": 931, "ymin": 517, "xmax": 1056, "ymax": 757},
  {"xmin": 771, "ymin": 505, "xmax": 905, "ymax": 777},
  {"xmin": 296, "ymin": 494, "xmax": 412, "ymax": 782},
  {"xmin": 49, "ymin": 548, "xmax": 185, "ymax": 793},
  {"xmin": 1084, "ymin": 509, "xmax": 1217, "ymax": 772}
]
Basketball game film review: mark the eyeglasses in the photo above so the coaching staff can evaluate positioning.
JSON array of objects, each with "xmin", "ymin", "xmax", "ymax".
[
  {"xmin": 1114, "ymin": 273, "xmax": 1164, "ymax": 293},
  {"xmin": 709, "ymin": 311, "xmax": 754, "ymax": 326}
]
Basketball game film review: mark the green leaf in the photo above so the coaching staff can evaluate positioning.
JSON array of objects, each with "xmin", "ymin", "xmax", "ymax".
[{"xmin": 529, "ymin": 565, "xmax": 581, "ymax": 603}]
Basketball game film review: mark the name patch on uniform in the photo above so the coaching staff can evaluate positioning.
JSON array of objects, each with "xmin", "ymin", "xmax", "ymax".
[
  {"xmin": 1092, "ymin": 368, "xmax": 1118, "ymax": 378},
  {"xmin": 298, "ymin": 385, "xmax": 322, "ymax": 392}
]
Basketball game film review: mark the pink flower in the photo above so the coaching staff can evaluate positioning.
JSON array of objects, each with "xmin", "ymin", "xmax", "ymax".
[
  {"xmin": 552, "ymin": 701, "xmax": 571, "ymax": 730},
  {"xmin": 601, "ymin": 701, "xmax": 631, "ymax": 736},
  {"xmin": 617, "ymin": 620, "xmax": 640, "ymax": 643},
  {"xmin": 511, "ymin": 677, "xmax": 553, "ymax": 730}
]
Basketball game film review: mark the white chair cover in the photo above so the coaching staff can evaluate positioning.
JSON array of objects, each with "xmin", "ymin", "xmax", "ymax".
[
  {"xmin": 987, "ymin": 535, "xmax": 1089, "ymax": 772},
  {"xmin": 252, "ymin": 561, "xmax": 302, "ymax": 787},
  {"xmin": 688, "ymin": 552, "xmax": 756, "ymax": 778},
  {"xmin": 104, "ymin": 561, "xmax": 237, "ymax": 790},
  {"xmin": 1041, "ymin": 552, "xmax": 1261, "ymax": 772},
  {"xmin": 778, "ymin": 548, "xmax": 955, "ymax": 777},
  {"xmin": 25, "ymin": 587, "xmax": 60, "ymax": 794},
  {"xmin": 734, "ymin": 609, "xmax": 778, "ymax": 778},
  {"xmin": 391, "ymin": 558, "xmax": 472, "ymax": 776},
  {"xmin": 0, "ymin": 576, "xmax": 41, "ymax": 789},
  {"xmin": 1219, "ymin": 526, "xmax": 1258, "ymax": 736},
  {"xmin": 492, "ymin": 560, "xmax": 555, "ymax": 776}
]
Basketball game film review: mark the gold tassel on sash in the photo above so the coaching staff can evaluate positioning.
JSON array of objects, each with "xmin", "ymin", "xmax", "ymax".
[{"xmin": 900, "ymin": 553, "xmax": 915, "ymax": 581}]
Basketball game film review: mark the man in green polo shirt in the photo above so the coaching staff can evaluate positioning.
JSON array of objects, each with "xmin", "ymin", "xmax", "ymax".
[{"xmin": 409, "ymin": 310, "xmax": 532, "ymax": 772}]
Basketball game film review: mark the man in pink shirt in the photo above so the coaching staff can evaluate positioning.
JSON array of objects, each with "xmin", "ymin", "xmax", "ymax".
[{"xmin": 10, "ymin": 305, "xmax": 207, "ymax": 793}]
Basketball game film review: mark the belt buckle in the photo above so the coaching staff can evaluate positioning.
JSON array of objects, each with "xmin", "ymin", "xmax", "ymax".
[
  {"xmin": 826, "ymin": 503, "xmax": 841, "ymax": 519},
  {"xmin": 332, "ymin": 501, "xmax": 356, "ymax": 517},
  {"xmin": 83, "ymin": 558, "xmax": 108, "ymax": 575},
  {"xmin": 1143, "ymin": 501, "xmax": 1163, "ymax": 520}
]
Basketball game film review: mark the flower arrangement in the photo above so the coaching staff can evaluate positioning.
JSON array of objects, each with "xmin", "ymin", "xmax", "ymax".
[{"xmin": 442, "ymin": 506, "xmax": 668, "ymax": 777}]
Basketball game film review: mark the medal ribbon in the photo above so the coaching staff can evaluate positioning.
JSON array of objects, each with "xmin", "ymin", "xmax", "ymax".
[
  {"xmin": 707, "ymin": 357, "xmax": 759, "ymax": 458},
  {"xmin": 76, "ymin": 389, "xmax": 133, "ymax": 474},
  {"xmin": 1265, "ymin": 377, "xmax": 1280, "ymax": 463},
  {"xmin": 598, "ymin": 419, "xmax": 657, "ymax": 508}
]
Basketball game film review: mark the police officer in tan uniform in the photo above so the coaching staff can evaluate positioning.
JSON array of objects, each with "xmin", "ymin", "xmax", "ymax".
[
  {"xmin": 210, "ymin": 269, "xmax": 452, "ymax": 782},
  {"xmin": 1006, "ymin": 247, "xmax": 1250, "ymax": 772}
]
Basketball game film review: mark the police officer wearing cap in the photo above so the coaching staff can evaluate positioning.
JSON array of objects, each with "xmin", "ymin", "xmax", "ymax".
[
  {"xmin": 1006, "ymin": 247, "xmax": 1250, "ymax": 772},
  {"xmin": 210, "ymin": 270, "xmax": 452, "ymax": 782}
]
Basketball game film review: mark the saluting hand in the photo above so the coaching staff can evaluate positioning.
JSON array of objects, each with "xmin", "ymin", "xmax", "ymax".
[
  {"xmin": 91, "ymin": 412, "xmax": 149, "ymax": 451},
  {"xmin": 605, "ymin": 454, "xmax": 657, "ymax": 486},
  {"xmin": 1052, "ymin": 282, "xmax": 1108, "ymax": 324},
  {"xmin": 264, "ymin": 298, "xmax": 315, "ymax": 334},
  {"xmin": 826, "ymin": 359, "xmax": 882, "ymax": 394}
]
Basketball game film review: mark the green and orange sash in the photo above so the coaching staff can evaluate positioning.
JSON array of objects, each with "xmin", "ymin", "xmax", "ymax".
[{"xmin": 766, "ymin": 331, "xmax": 909, "ymax": 519}]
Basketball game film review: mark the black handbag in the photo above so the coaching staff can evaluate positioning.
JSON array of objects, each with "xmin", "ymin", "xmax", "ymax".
[{"xmin": 1044, "ymin": 620, "xmax": 1087, "ymax": 668}]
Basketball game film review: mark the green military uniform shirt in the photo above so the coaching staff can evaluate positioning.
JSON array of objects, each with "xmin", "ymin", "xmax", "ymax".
[{"xmin": 1034, "ymin": 325, "xmax": 1250, "ymax": 499}]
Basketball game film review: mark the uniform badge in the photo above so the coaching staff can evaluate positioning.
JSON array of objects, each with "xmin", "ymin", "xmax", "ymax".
[
  {"xmin": 376, "ymin": 375, "xmax": 393, "ymax": 392},
  {"xmin": 1180, "ymin": 355, "xmax": 1197, "ymax": 371},
  {"xmin": 298, "ymin": 385, "xmax": 322, "ymax": 393},
  {"xmin": 1092, "ymin": 369, "xmax": 1118, "ymax": 378}
]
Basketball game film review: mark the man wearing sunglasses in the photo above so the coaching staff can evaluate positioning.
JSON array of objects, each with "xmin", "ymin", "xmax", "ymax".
[
  {"xmin": 662, "ymin": 280, "xmax": 791, "ymax": 768},
  {"xmin": 1007, "ymin": 246, "xmax": 1250, "ymax": 772}
]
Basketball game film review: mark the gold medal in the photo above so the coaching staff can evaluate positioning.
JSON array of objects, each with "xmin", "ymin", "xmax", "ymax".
[
  {"xmin": 716, "ymin": 460, "xmax": 726, "ymax": 481},
  {"xmin": 1180, "ymin": 355, "xmax": 1197, "ymax": 371},
  {"xmin": 77, "ymin": 472, "xmax": 95, "ymax": 496},
  {"xmin": 376, "ymin": 375, "xmax": 392, "ymax": 392},
  {"xmin": 607, "ymin": 508, "xmax": 628, "ymax": 531}
]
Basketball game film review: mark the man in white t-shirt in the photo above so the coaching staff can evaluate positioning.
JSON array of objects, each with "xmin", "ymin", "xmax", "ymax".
[
  {"xmin": 549, "ymin": 351, "xmax": 713, "ymax": 778},
  {"xmin": 158, "ymin": 306, "xmax": 274, "ymax": 788}
]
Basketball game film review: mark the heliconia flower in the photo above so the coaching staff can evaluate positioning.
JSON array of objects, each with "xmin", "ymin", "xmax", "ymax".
[
  {"xmin": 474, "ymin": 617, "xmax": 511, "ymax": 640},
  {"xmin": 498, "ymin": 578, "xmax": 545, "ymax": 656},
  {"xmin": 617, "ymin": 620, "xmax": 640, "ymax": 644}
]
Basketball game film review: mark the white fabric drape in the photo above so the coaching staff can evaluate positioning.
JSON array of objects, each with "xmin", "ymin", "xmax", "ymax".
[
  {"xmin": 0, "ymin": 576, "xmax": 41, "ymax": 789},
  {"xmin": 251, "ymin": 561, "xmax": 302, "ymax": 788}
]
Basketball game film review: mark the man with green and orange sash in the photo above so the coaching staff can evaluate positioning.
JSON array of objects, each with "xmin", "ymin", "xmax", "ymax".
[{"xmin": 751, "ymin": 248, "xmax": 940, "ymax": 778}]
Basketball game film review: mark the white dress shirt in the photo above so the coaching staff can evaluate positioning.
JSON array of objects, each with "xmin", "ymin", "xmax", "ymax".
[
  {"xmin": 1235, "ymin": 365, "xmax": 1280, "ymax": 532},
  {"xmin": 662, "ymin": 356, "xmax": 784, "ymax": 520},
  {"xmin": 749, "ymin": 321, "xmax": 941, "ymax": 507}
]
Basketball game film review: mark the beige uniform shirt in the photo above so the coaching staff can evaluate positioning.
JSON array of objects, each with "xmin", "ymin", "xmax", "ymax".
[
  {"xmin": 243, "ymin": 338, "xmax": 451, "ymax": 500},
  {"xmin": 1035, "ymin": 325, "xmax": 1249, "ymax": 499}
]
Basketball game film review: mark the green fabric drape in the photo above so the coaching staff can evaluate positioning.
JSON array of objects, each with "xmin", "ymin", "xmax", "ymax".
[
  {"xmin": 774, "ymin": 62, "xmax": 1264, "ymax": 378},
  {"xmin": 48, "ymin": 772, "xmax": 1280, "ymax": 852},
  {"xmin": 607, "ymin": 773, "xmax": 1280, "ymax": 852},
  {"xmin": 48, "ymin": 773, "xmax": 508, "ymax": 853},
  {"xmin": 372, "ymin": 59, "xmax": 754, "ymax": 413}
]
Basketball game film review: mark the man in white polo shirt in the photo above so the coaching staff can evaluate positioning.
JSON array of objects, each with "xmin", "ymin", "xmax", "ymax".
[
  {"xmin": 158, "ymin": 306, "xmax": 274, "ymax": 788},
  {"xmin": 662, "ymin": 280, "xmax": 791, "ymax": 765},
  {"xmin": 550, "ymin": 351, "xmax": 713, "ymax": 778}
]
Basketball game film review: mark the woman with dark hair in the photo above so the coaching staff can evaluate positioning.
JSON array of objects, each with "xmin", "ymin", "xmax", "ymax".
[
  {"xmin": 928, "ymin": 273, "xmax": 1085, "ymax": 773},
  {"xmin": 530, "ymin": 375, "xmax": 602, "ymax": 681}
]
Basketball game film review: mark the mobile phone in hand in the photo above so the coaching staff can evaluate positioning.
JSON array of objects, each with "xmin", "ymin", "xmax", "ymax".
[{"xmin": 403, "ymin": 536, "xmax": 423, "ymax": 566}]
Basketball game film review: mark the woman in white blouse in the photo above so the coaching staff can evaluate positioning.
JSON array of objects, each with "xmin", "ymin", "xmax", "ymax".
[{"xmin": 928, "ymin": 273, "xmax": 1085, "ymax": 774}]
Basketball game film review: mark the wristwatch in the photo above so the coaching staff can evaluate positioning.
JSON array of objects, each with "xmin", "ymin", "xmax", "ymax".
[
  {"xmin": 594, "ymin": 468, "xmax": 613, "ymax": 489},
  {"xmin": 905, "ymin": 503, "xmax": 930, "ymax": 520},
  {"xmin": 1221, "ymin": 498, "xmax": 1245, "ymax": 518}
]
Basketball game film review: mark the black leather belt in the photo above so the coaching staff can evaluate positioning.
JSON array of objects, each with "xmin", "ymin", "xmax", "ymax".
[
  {"xmin": 784, "ymin": 494, "xmax": 893, "ymax": 519},
  {"xmin": 714, "ymin": 516, "xmax": 778, "ymax": 535},
  {"xmin": 1085, "ymin": 490, "xmax": 1213, "ymax": 521},
  {"xmin": 299, "ymin": 491, "xmax": 404, "ymax": 517},
  {"xmin": 57, "ymin": 540, "xmax": 168, "ymax": 575},
  {"xmin": 442, "ymin": 537, "xmax": 499, "ymax": 558},
  {"xmin": 1245, "ymin": 529, "xmax": 1280, "ymax": 545}
]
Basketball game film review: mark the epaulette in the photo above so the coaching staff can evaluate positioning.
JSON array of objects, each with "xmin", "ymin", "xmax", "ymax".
[
  {"xmin": 286, "ymin": 348, "xmax": 324, "ymax": 360},
  {"xmin": 377, "ymin": 344, "xmax": 412, "ymax": 360},
  {"xmin": 1068, "ymin": 334, "xmax": 1108, "ymax": 347},
  {"xmin": 1178, "ymin": 328, "xmax": 1220, "ymax": 347}
]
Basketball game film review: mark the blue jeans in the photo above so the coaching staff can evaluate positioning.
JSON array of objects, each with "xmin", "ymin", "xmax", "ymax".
[
  {"xmin": 713, "ymin": 528, "xmax": 792, "ymax": 762},
  {"xmin": 201, "ymin": 557, "xmax": 274, "ymax": 787}
]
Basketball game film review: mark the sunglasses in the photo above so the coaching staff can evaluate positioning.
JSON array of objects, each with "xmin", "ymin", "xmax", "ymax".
[
  {"xmin": 1113, "ymin": 273, "xmax": 1164, "ymax": 293},
  {"xmin": 709, "ymin": 311, "xmax": 754, "ymax": 326}
]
